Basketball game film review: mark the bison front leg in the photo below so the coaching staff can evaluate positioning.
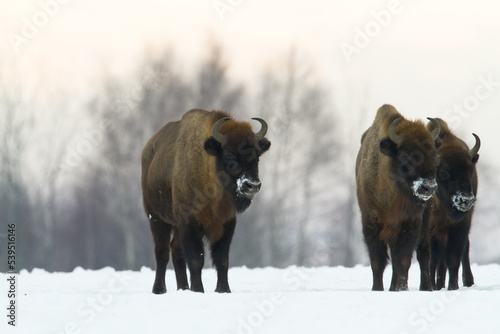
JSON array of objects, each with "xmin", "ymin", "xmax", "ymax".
[
  {"xmin": 417, "ymin": 209, "xmax": 433, "ymax": 291},
  {"xmin": 430, "ymin": 238, "xmax": 445, "ymax": 290},
  {"xmin": 462, "ymin": 239, "xmax": 474, "ymax": 287},
  {"xmin": 149, "ymin": 218, "xmax": 172, "ymax": 294},
  {"xmin": 171, "ymin": 228, "xmax": 189, "ymax": 290},
  {"xmin": 445, "ymin": 225, "xmax": 469, "ymax": 290},
  {"xmin": 436, "ymin": 262, "xmax": 447, "ymax": 290},
  {"xmin": 211, "ymin": 218, "xmax": 236, "ymax": 293},
  {"xmin": 416, "ymin": 240, "xmax": 433, "ymax": 291},
  {"xmin": 181, "ymin": 222, "xmax": 205, "ymax": 293},
  {"xmin": 389, "ymin": 223, "xmax": 419, "ymax": 291},
  {"xmin": 362, "ymin": 221, "xmax": 388, "ymax": 291}
]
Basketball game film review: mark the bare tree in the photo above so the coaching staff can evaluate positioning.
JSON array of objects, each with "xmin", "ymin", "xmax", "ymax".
[
  {"xmin": 242, "ymin": 48, "xmax": 341, "ymax": 268},
  {"xmin": 0, "ymin": 83, "xmax": 37, "ymax": 270},
  {"xmin": 61, "ymin": 45, "xmax": 248, "ymax": 271},
  {"xmin": 193, "ymin": 42, "xmax": 245, "ymax": 113}
]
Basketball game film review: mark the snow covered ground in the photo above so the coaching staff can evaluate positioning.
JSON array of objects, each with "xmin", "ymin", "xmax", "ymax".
[{"xmin": 3, "ymin": 264, "xmax": 500, "ymax": 334}]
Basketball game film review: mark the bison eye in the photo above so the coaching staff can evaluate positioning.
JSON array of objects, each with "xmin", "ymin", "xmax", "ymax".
[
  {"xmin": 224, "ymin": 152, "xmax": 236, "ymax": 162},
  {"xmin": 399, "ymin": 152, "xmax": 410, "ymax": 163},
  {"xmin": 440, "ymin": 170, "xmax": 450, "ymax": 180}
]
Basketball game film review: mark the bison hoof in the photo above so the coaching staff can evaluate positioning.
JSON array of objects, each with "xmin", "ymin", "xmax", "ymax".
[
  {"xmin": 190, "ymin": 284, "xmax": 205, "ymax": 293},
  {"xmin": 419, "ymin": 282, "xmax": 433, "ymax": 291},
  {"xmin": 215, "ymin": 287, "xmax": 231, "ymax": 293},
  {"xmin": 152, "ymin": 288, "xmax": 166, "ymax": 294},
  {"xmin": 463, "ymin": 277, "xmax": 474, "ymax": 287},
  {"xmin": 152, "ymin": 282, "xmax": 167, "ymax": 294}
]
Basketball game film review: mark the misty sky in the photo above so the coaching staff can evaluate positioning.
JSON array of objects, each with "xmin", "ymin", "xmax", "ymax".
[{"xmin": 1, "ymin": 0, "xmax": 500, "ymax": 164}]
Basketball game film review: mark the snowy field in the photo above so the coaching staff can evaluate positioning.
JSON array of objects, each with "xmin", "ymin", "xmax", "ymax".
[{"xmin": 3, "ymin": 264, "xmax": 500, "ymax": 334}]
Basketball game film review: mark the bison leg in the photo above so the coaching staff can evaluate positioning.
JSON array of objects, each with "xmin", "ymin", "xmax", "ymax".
[
  {"xmin": 389, "ymin": 224, "xmax": 419, "ymax": 291},
  {"xmin": 211, "ymin": 218, "xmax": 236, "ymax": 293},
  {"xmin": 416, "ymin": 240, "xmax": 432, "ymax": 291},
  {"xmin": 431, "ymin": 238, "xmax": 446, "ymax": 290},
  {"xmin": 181, "ymin": 222, "xmax": 205, "ymax": 293},
  {"xmin": 171, "ymin": 228, "xmax": 189, "ymax": 290},
  {"xmin": 417, "ymin": 209, "xmax": 433, "ymax": 291},
  {"xmin": 446, "ymin": 225, "xmax": 469, "ymax": 290},
  {"xmin": 462, "ymin": 239, "xmax": 474, "ymax": 287},
  {"xmin": 362, "ymin": 222, "xmax": 387, "ymax": 291},
  {"xmin": 149, "ymin": 217, "xmax": 172, "ymax": 294},
  {"xmin": 436, "ymin": 261, "xmax": 447, "ymax": 290},
  {"xmin": 430, "ymin": 238, "xmax": 440, "ymax": 290}
]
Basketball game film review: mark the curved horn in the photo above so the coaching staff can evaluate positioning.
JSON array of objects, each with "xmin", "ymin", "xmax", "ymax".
[
  {"xmin": 470, "ymin": 133, "xmax": 481, "ymax": 157},
  {"xmin": 212, "ymin": 117, "xmax": 230, "ymax": 144},
  {"xmin": 388, "ymin": 117, "xmax": 403, "ymax": 145},
  {"xmin": 252, "ymin": 117, "xmax": 268, "ymax": 140},
  {"xmin": 427, "ymin": 117, "xmax": 441, "ymax": 141}
]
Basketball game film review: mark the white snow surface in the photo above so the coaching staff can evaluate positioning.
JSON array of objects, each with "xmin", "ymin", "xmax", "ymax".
[{"xmin": 3, "ymin": 264, "xmax": 500, "ymax": 333}]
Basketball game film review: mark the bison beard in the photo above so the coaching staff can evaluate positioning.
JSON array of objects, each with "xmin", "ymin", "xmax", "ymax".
[
  {"xmin": 356, "ymin": 104, "xmax": 440, "ymax": 291},
  {"xmin": 141, "ymin": 110, "xmax": 270, "ymax": 294}
]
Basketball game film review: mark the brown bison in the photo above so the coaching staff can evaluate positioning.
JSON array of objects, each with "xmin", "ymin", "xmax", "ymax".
[
  {"xmin": 425, "ymin": 118, "xmax": 480, "ymax": 290},
  {"xmin": 356, "ymin": 104, "xmax": 440, "ymax": 291},
  {"xmin": 141, "ymin": 109, "xmax": 271, "ymax": 294}
]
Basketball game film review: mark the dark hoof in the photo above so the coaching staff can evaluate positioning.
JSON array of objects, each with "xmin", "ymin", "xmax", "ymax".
[
  {"xmin": 463, "ymin": 277, "xmax": 475, "ymax": 287},
  {"xmin": 152, "ymin": 288, "xmax": 166, "ymax": 294},
  {"xmin": 420, "ymin": 275, "xmax": 433, "ymax": 291},
  {"xmin": 190, "ymin": 285, "xmax": 205, "ymax": 293},
  {"xmin": 152, "ymin": 282, "xmax": 166, "ymax": 294}
]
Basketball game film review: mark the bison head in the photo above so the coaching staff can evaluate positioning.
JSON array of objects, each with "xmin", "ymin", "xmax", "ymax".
[
  {"xmin": 204, "ymin": 117, "xmax": 271, "ymax": 212},
  {"xmin": 435, "ymin": 134, "xmax": 480, "ymax": 219},
  {"xmin": 379, "ymin": 117, "xmax": 440, "ymax": 203}
]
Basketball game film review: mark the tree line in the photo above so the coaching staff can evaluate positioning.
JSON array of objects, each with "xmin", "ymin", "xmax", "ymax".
[{"xmin": 1, "ymin": 43, "xmax": 497, "ymax": 272}]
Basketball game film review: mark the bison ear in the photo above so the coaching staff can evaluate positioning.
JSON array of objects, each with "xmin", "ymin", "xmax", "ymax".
[
  {"xmin": 380, "ymin": 138, "xmax": 398, "ymax": 157},
  {"xmin": 204, "ymin": 137, "xmax": 222, "ymax": 156},
  {"xmin": 472, "ymin": 153, "xmax": 480, "ymax": 164},
  {"xmin": 258, "ymin": 138, "xmax": 271, "ymax": 154}
]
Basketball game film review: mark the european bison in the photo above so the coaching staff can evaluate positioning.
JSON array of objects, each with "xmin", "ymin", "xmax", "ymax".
[
  {"xmin": 141, "ymin": 109, "xmax": 271, "ymax": 294},
  {"xmin": 425, "ymin": 118, "xmax": 480, "ymax": 290},
  {"xmin": 356, "ymin": 104, "xmax": 440, "ymax": 291}
]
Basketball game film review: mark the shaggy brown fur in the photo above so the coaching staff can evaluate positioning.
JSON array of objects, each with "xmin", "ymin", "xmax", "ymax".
[
  {"xmin": 142, "ymin": 109, "xmax": 270, "ymax": 294},
  {"xmin": 425, "ymin": 118, "xmax": 479, "ymax": 290},
  {"xmin": 356, "ymin": 104, "xmax": 439, "ymax": 291}
]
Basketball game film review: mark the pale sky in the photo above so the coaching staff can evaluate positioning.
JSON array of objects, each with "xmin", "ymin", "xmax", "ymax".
[{"xmin": 1, "ymin": 0, "xmax": 500, "ymax": 163}]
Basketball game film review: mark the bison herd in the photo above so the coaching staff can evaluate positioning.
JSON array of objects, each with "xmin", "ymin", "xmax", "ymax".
[{"xmin": 141, "ymin": 105, "xmax": 480, "ymax": 294}]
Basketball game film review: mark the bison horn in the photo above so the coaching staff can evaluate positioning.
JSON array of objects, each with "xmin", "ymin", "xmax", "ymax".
[
  {"xmin": 387, "ymin": 117, "xmax": 403, "ymax": 145},
  {"xmin": 427, "ymin": 117, "xmax": 441, "ymax": 141},
  {"xmin": 252, "ymin": 118, "xmax": 268, "ymax": 140},
  {"xmin": 212, "ymin": 117, "xmax": 231, "ymax": 144},
  {"xmin": 470, "ymin": 133, "xmax": 481, "ymax": 157}
]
